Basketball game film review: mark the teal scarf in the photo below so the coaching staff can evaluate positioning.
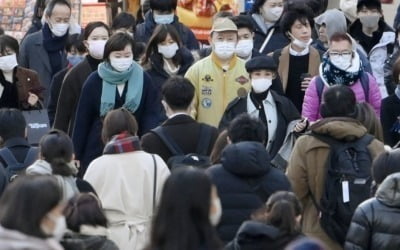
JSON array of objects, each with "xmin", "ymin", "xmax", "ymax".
[{"xmin": 98, "ymin": 61, "xmax": 144, "ymax": 117}]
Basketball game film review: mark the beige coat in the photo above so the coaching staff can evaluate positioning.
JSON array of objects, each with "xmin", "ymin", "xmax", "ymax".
[
  {"xmin": 286, "ymin": 118, "xmax": 384, "ymax": 250},
  {"xmin": 84, "ymin": 151, "xmax": 170, "ymax": 250}
]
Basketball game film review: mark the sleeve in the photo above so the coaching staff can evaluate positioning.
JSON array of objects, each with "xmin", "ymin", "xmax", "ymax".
[
  {"xmin": 184, "ymin": 64, "xmax": 199, "ymax": 119},
  {"xmin": 48, "ymin": 71, "xmax": 66, "ymax": 126},
  {"xmin": 381, "ymin": 98, "xmax": 397, "ymax": 146},
  {"xmin": 53, "ymin": 71, "xmax": 77, "ymax": 133},
  {"xmin": 344, "ymin": 205, "xmax": 372, "ymax": 250},
  {"xmin": 286, "ymin": 136, "xmax": 310, "ymax": 206},
  {"xmin": 83, "ymin": 161, "xmax": 103, "ymax": 194},
  {"xmin": 367, "ymin": 73, "xmax": 382, "ymax": 118},
  {"xmin": 18, "ymin": 37, "xmax": 30, "ymax": 68},
  {"xmin": 301, "ymin": 77, "xmax": 321, "ymax": 122}
]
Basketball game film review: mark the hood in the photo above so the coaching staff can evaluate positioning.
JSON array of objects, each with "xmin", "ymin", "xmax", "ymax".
[
  {"xmin": 315, "ymin": 9, "xmax": 347, "ymax": 41},
  {"xmin": 0, "ymin": 226, "xmax": 62, "ymax": 250},
  {"xmin": 26, "ymin": 160, "xmax": 52, "ymax": 175},
  {"xmin": 150, "ymin": 46, "xmax": 194, "ymax": 76},
  {"xmin": 376, "ymin": 172, "xmax": 400, "ymax": 207},
  {"xmin": 61, "ymin": 232, "xmax": 110, "ymax": 250},
  {"xmin": 349, "ymin": 19, "xmax": 395, "ymax": 50},
  {"xmin": 221, "ymin": 141, "xmax": 270, "ymax": 177},
  {"xmin": 236, "ymin": 221, "xmax": 281, "ymax": 242},
  {"xmin": 311, "ymin": 118, "xmax": 367, "ymax": 141}
]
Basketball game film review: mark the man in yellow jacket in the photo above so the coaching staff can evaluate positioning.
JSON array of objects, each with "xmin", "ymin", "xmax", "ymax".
[{"xmin": 185, "ymin": 18, "xmax": 250, "ymax": 127}]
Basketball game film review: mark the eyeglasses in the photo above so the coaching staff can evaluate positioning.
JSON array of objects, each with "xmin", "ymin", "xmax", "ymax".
[{"xmin": 328, "ymin": 51, "xmax": 352, "ymax": 57}]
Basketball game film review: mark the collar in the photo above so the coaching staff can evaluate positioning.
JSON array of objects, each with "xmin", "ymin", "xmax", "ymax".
[
  {"xmin": 247, "ymin": 91, "xmax": 275, "ymax": 114},
  {"xmin": 4, "ymin": 137, "xmax": 31, "ymax": 148},
  {"xmin": 168, "ymin": 112, "xmax": 191, "ymax": 119},
  {"xmin": 211, "ymin": 52, "xmax": 237, "ymax": 70},
  {"xmin": 289, "ymin": 44, "xmax": 310, "ymax": 56}
]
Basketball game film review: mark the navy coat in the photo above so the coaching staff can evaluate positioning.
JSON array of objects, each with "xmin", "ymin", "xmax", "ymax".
[
  {"xmin": 207, "ymin": 141, "xmax": 291, "ymax": 243},
  {"xmin": 72, "ymin": 70, "xmax": 161, "ymax": 177}
]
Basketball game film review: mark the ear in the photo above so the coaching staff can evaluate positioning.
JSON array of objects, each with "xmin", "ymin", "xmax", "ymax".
[
  {"xmin": 208, "ymin": 35, "xmax": 213, "ymax": 46},
  {"xmin": 161, "ymin": 100, "xmax": 169, "ymax": 112},
  {"xmin": 251, "ymin": 32, "xmax": 255, "ymax": 39},
  {"xmin": 83, "ymin": 40, "xmax": 89, "ymax": 50},
  {"xmin": 272, "ymin": 72, "xmax": 277, "ymax": 80}
]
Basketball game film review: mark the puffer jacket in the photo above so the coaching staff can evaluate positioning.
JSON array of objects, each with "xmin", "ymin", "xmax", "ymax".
[
  {"xmin": 207, "ymin": 141, "xmax": 291, "ymax": 243},
  {"xmin": 344, "ymin": 172, "xmax": 400, "ymax": 250},
  {"xmin": 286, "ymin": 118, "xmax": 385, "ymax": 250},
  {"xmin": 302, "ymin": 61, "xmax": 381, "ymax": 121}
]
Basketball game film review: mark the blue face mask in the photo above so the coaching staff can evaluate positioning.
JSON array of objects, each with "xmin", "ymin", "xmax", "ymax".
[
  {"xmin": 67, "ymin": 55, "xmax": 84, "ymax": 66},
  {"xmin": 153, "ymin": 13, "xmax": 174, "ymax": 24}
]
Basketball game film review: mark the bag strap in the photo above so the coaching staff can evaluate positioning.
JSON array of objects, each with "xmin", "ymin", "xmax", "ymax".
[
  {"xmin": 195, "ymin": 124, "xmax": 213, "ymax": 155},
  {"xmin": 151, "ymin": 126, "xmax": 184, "ymax": 156},
  {"xmin": 23, "ymin": 147, "xmax": 38, "ymax": 166},
  {"xmin": 360, "ymin": 72, "xmax": 370, "ymax": 103},
  {"xmin": 316, "ymin": 76, "xmax": 325, "ymax": 104},
  {"xmin": 151, "ymin": 154, "xmax": 157, "ymax": 212},
  {"xmin": 0, "ymin": 148, "xmax": 18, "ymax": 168},
  {"xmin": 259, "ymin": 27, "xmax": 275, "ymax": 53}
]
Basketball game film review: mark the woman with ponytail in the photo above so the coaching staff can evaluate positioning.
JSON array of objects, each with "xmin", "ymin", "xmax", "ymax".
[
  {"xmin": 226, "ymin": 191, "xmax": 303, "ymax": 250},
  {"xmin": 26, "ymin": 129, "xmax": 95, "ymax": 201}
]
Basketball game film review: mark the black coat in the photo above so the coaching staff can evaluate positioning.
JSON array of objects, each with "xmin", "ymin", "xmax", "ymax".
[
  {"xmin": 219, "ymin": 90, "xmax": 300, "ymax": 158},
  {"xmin": 141, "ymin": 114, "xmax": 218, "ymax": 164},
  {"xmin": 207, "ymin": 141, "xmax": 291, "ymax": 243},
  {"xmin": 226, "ymin": 221, "xmax": 302, "ymax": 250},
  {"xmin": 48, "ymin": 67, "xmax": 69, "ymax": 126},
  {"xmin": 381, "ymin": 94, "xmax": 400, "ymax": 147},
  {"xmin": 344, "ymin": 173, "xmax": 400, "ymax": 250}
]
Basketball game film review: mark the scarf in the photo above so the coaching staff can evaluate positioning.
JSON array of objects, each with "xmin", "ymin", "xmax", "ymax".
[
  {"xmin": 321, "ymin": 54, "xmax": 362, "ymax": 86},
  {"xmin": 103, "ymin": 131, "xmax": 141, "ymax": 154},
  {"xmin": 42, "ymin": 23, "xmax": 68, "ymax": 75},
  {"xmin": 98, "ymin": 61, "xmax": 143, "ymax": 117}
]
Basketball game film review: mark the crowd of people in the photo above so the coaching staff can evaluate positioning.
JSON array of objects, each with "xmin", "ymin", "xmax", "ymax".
[{"xmin": 0, "ymin": 0, "xmax": 400, "ymax": 249}]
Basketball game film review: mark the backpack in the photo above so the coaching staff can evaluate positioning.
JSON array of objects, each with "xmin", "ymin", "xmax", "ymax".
[
  {"xmin": 0, "ymin": 147, "xmax": 39, "ymax": 182},
  {"xmin": 151, "ymin": 124, "xmax": 213, "ymax": 169},
  {"xmin": 309, "ymin": 132, "xmax": 374, "ymax": 245},
  {"xmin": 315, "ymin": 73, "xmax": 370, "ymax": 103}
]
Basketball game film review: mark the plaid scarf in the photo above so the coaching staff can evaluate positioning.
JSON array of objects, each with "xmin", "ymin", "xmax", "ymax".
[{"xmin": 103, "ymin": 132, "xmax": 141, "ymax": 155}]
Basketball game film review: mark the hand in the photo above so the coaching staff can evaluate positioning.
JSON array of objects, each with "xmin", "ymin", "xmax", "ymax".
[
  {"xmin": 27, "ymin": 92, "xmax": 39, "ymax": 106},
  {"xmin": 301, "ymin": 77, "xmax": 312, "ymax": 91},
  {"xmin": 293, "ymin": 118, "xmax": 308, "ymax": 133}
]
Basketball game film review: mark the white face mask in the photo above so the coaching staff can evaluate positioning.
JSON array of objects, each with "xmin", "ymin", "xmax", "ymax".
[
  {"xmin": 87, "ymin": 40, "xmax": 107, "ymax": 59},
  {"xmin": 289, "ymin": 32, "xmax": 312, "ymax": 49},
  {"xmin": 359, "ymin": 15, "xmax": 380, "ymax": 29},
  {"xmin": 262, "ymin": 6, "xmax": 283, "ymax": 22},
  {"xmin": 330, "ymin": 54, "xmax": 352, "ymax": 70},
  {"xmin": 0, "ymin": 54, "xmax": 18, "ymax": 72},
  {"xmin": 209, "ymin": 198, "xmax": 222, "ymax": 226},
  {"xmin": 158, "ymin": 43, "xmax": 179, "ymax": 59},
  {"xmin": 251, "ymin": 78, "xmax": 273, "ymax": 93},
  {"xmin": 235, "ymin": 39, "xmax": 254, "ymax": 58},
  {"xmin": 110, "ymin": 57, "xmax": 133, "ymax": 72},
  {"xmin": 49, "ymin": 22, "xmax": 69, "ymax": 37},
  {"xmin": 154, "ymin": 13, "xmax": 174, "ymax": 24},
  {"xmin": 340, "ymin": 0, "xmax": 357, "ymax": 22},
  {"xmin": 41, "ymin": 214, "xmax": 67, "ymax": 241},
  {"xmin": 214, "ymin": 42, "xmax": 236, "ymax": 60}
]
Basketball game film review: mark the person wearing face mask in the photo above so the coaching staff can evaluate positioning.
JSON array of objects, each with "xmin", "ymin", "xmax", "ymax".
[
  {"xmin": 0, "ymin": 35, "xmax": 43, "ymax": 110},
  {"xmin": 219, "ymin": 56, "xmax": 302, "ymax": 159},
  {"xmin": 226, "ymin": 191, "xmax": 303, "ymax": 250},
  {"xmin": 348, "ymin": 0, "xmax": 395, "ymax": 99},
  {"xmin": 72, "ymin": 32, "xmax": 161, "ymax": 177},
  {"xmin": 53, "ymin": 22, "xmax": 110, "ymax": 135},
  {"xmin": 231, "ymin": 15, "xmax": 262, "ymax": 61},
  {"xmin": 270, "ymin": 3, "xmax": 321, "ymax": 113},
  {"xmin": 185, "ymin": 18, "xmax": 250, "ymax": 127},
  {"xmin": 19, "ymin": 0, "xmax": 72, "ymax": 106},
  {"xmin": 249, "ymin": 0, "xmax": 289, "ymax": 54},
  {"xmin": 135, "ymin": 0, "xmax": 199, "ymax": 50},
  {"xmin": 142, "ymin": 24, "xmax": 194, "ymax": 94},
  {"xmin": 0, "ymin": 175, "xmax": 66, "ymax": 250},
  {"xmin": 302, "ymin": 32, "xmax": 381, "ymax": 122},
  {"xmin": 144, "ymin": 167, "xmax": 222, "ymax": 250}
]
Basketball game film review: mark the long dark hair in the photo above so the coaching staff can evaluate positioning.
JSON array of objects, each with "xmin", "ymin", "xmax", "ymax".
[
  {"xmin": 0, "ymin": 175, "xmax": 62, "ymax": 238},
  {"xmin": 145, "ymin": 168, "xmax": 222, "ymax": 250},
  {"xmin": 142, "ymin": 24, "xmax": 183, "ymax": 66}
]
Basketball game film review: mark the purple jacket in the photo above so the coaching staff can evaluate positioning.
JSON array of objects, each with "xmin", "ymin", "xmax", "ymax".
[{"xmin": 302, "ymin": 73, "xmax": 382, "ymax": 121}]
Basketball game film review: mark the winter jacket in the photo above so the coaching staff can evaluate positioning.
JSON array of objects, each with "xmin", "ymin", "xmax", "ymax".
[
  {"xmin": 349, "ymin": 19, "xmax": 395, "ymax": 98},
  {"xmin": 207, "ymin": 141, "xmax": 291, "ymax": 242},
  {"xmin": 84, "ymin": 151, "xmax": 170, "ymax": 250},
  {"xmin": 185, "ymin": 53, "xmax": 250, "ymax": 127},
  {"xmin": 250, "ymin": 14, "xmax": 290, "ymax": 54},
  {"xmin": 302, "ymin": 71, "xmax": 381, "ymax": 122},
  {"xmin": 135, "ymin": 12, "xmax": 199, "ymax": 50},
  {"xmin": 72, "ymin": 71, "xmax": 161, "ymax": 177},
  {"xmin": 344, "ymin": 172, "xmax": 400, "ymax": 250},
  {"xmin": 0, "ymin": 225, "xmax": 63, "ymax": 250},
  {"xmin": 383, "ymin": 46, "xmax": 399, "ymax": 95},
  {"xmin": 48, "ymin": 67, "xmax": 70, "ymax": 126},
  {"xmin": 381, "ymin": 93, "xmax": 400, "ymax": 147},
  {"xmin": 219, "ymin": 90, "xmax": 300, "ymax": 159},
  {"xmin": 145, "ymin": 47, "xmax": 194, "ymax": 91},
  {"xmin": 226, "ymin": 221, "xmax": 303, "ymax": 250},
  {"xmin": 286, "ymin": 118, "xmax": 385, "ymax": 250}
]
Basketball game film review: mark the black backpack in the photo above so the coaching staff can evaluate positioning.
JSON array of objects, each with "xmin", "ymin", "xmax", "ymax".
[
  {"xmin": 0, "ymin": 147, "xmax": 39, "ymax": 182},
  {"xmin": 151, "ymin": 124, "xmax": 213, "ymax": 169},
  {"xmin": 309, "ymin": 132, "xmax": 374, "ymax": 245}
]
